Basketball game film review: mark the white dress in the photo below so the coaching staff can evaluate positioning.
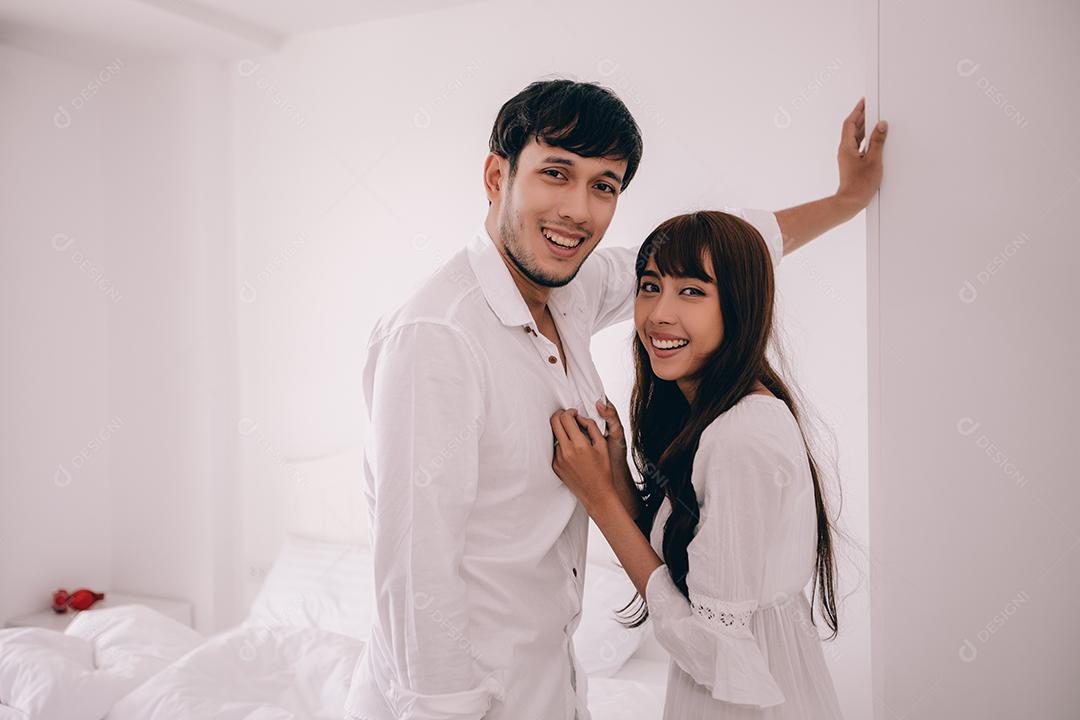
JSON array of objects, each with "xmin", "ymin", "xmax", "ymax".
[{"xmin": 644, "ymin": 394, "xmax": 844, "ymax": 719}]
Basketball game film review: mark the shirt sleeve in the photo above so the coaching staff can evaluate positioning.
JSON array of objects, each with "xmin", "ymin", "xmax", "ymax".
[
  {"xmin": 579, "ymin": 209, "xmax": 784, "ymax": 336},
  {"xmin": 364, "ymin": 321, "xmax": 503, "ymax": 719},
  {"xmin": 643, "ymin": 425, "xmax": 789, "ymax": 708}
]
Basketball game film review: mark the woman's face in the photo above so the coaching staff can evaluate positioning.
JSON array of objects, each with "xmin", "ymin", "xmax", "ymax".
[{"xmin": 634, "ymin": 252, "xmax": 724, "ymax": 387}]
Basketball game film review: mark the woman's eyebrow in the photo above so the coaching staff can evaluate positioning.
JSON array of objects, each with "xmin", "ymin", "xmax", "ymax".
[{"xmin": 640, "ymin": 268, "xmax": 715, "ymax": 284}]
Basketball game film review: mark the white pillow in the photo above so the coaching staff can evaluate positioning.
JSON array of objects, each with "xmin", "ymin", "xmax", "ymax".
[
  {"xmin": 575, "ymin": 559, "xmax": 648, "ymax": 677},
  {"xmin": 245, "ymin": 534, "xmax": 375, "ymax": 640}
]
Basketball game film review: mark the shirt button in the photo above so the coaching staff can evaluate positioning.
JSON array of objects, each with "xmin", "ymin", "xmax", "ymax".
[
  {"xmin": 548, "ymin": 355, "xmax": 558, "ymax": 364},
  {"xmin": 572, "ymin": 567, "xmax": 577, "ymax": 577}
]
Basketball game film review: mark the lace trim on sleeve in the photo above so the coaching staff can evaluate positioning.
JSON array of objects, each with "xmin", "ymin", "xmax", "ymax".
[{"xmin": 688, "ymin": 592, "xmax": 756, "ymax": 634}]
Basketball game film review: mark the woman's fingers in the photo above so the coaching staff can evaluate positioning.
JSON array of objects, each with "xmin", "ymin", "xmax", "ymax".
[
  {"xmin": 578, "ymin": 417, "xmax": 606, "ymax": 447},
  {"xmin": 596, "ymin": 398, "xmax": 624, "ymax": 436},
  {"xmin": 600, "ymin": 403, "xmax": 626, "ymax": 446},
  {"xmin": 557, "ymin": 411, "xmax": 588, "ymax": 447},
  {"xmin": 555, "ymin": 406, "xmax": 620, "ymax": 449},
  {"xmin": 550, "ymin": 411, "xmax": 571, "ymax": 449}
]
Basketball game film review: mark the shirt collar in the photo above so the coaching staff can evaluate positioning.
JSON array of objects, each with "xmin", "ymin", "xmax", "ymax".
[{"xmin": 468, "ymin": 222, "xmax": 575, "ymax": 328}]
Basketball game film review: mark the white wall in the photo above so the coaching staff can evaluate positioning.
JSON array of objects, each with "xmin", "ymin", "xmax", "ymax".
[
  {"xmin": 0, "ymin": 42, "xmax": 113, "ymax": 627},
  {"xmin": 2, "ymin": 2, "xmax": 874, "ymax": 711},
  {"xmin": 6, "ymin": 1, "xmax": 1078, "ymax": 714},
  {"xmin": 868, "ymin": 1, "xmax": 1080, "ymax": 717},
  {"xmin": 0, "ymin": 42, "xmax": 240, "ymax": 633},
  {"xmin": 232, "ymin": 0, "xmax": 872, "ymax": 715},
  {"xmin": 102, "ymin": 58, "xmax": 241, "ymax": 634}
]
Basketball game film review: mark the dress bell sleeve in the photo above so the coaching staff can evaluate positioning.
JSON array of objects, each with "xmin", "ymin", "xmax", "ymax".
[{"xmin": 644, "ymin": 427, "xmax": 789, "ymax": 708}]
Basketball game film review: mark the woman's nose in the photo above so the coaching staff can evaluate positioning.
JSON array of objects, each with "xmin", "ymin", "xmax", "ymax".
[{"xmin": 649, "ymin": 291, "xmax": 678, "ymax": 324}]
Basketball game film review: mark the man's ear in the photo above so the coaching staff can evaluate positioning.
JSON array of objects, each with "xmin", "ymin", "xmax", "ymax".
[{"xmin": 483, "ymin": 152, "xmax": 506, "ymax": 204}]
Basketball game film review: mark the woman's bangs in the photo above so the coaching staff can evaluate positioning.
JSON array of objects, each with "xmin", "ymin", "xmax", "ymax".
[{"xmin": 637, "ymin": 216, "xmax": 714, "ymax": 283}]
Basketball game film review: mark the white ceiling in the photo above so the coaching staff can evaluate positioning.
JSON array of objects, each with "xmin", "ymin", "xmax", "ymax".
[
  {"xmin": 0, "ymin": 0, "xmax": 483, "ymax": 64},
  {"xmin": 188, "ymin": 0, "xmax": 484, "ymax": 35}
]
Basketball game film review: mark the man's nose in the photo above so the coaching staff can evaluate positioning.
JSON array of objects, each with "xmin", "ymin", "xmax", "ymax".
[{"xmin": 558, "ymin": 186, "xmax": 590, "ymax": 227}]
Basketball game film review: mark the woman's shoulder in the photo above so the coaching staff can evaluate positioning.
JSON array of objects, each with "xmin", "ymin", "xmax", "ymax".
[{"xmin": 698, "ymin": 393, "xmax": 800, "ymax": 462}]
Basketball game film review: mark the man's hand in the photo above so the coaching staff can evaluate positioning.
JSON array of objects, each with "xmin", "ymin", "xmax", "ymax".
[
  {"xmin": 837, "ymin": 97, "xmax": 888, "ymax": 211},
  {"xmin": 774, "ymin": 97, "xmax": 888, "ymax": 254}
]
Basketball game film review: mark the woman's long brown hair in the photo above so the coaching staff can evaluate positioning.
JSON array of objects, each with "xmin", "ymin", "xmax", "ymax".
[{"xmin": 618, "ymin": 210, "xmax": 840, "ymax": 640}]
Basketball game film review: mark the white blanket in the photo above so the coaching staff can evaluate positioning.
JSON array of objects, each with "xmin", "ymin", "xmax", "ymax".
[
  {"xmin": 0, "ymin": 605, "xmax": 666, "ymax": 719},
  {"xmin": 0, "ymin": 604, "xmax": 203, "ymax": 720},
  {"xmin": 108, "ymin": 620, "xmax": 365, "ymax": 720}
]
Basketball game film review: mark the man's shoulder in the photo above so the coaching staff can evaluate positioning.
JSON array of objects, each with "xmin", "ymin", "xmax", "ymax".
[{"xmin": 369, "ymin": 248, "xmax": 488, "ymax": 347}]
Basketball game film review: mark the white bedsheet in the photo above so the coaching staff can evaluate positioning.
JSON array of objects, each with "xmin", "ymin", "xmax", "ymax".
[
  {"xmin": 0, "ymin": 603, "xmax": 668, "ymax": 720},
  {"xmin": 587, "ymin": 676, "xmax": 666, "ymax": 720},
  {"xmin": 589, "ymin": 623, "xmax": 669, "ymax": 719}
]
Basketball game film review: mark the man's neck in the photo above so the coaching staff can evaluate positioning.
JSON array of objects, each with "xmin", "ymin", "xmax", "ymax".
[{"xmin": 484, "ymin": 215, "xmax": 551, "ymax": 326}]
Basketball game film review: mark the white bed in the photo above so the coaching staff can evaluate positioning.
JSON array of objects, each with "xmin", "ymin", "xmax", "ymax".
[
  {"xmin": 0, "ymin": 536, "xmax": 666, "ymax": 719},
  {"xmin": 0, "ymin": 445, "xmax": 669, "ymax": 718}
]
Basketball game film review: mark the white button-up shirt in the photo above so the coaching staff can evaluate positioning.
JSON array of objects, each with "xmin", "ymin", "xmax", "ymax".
[{"xmin": 345, "ymin": 209, "xmax": 782, "ymax": 720}]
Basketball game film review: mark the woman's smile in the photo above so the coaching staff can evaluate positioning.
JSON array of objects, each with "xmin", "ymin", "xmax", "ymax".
[{"xmin": 648, "ymin": 333, "xmax": 690, "ymax": 358}]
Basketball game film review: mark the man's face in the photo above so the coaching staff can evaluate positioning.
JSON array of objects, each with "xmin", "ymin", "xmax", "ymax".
[{"xmin": 492, "ymin": 137, "xmax": 627, "ymax": 288}]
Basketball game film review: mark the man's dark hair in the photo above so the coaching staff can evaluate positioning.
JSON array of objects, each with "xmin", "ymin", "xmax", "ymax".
[{"xmin": 488, "ymin": 79, "xmax": 643, "ymax": 192}]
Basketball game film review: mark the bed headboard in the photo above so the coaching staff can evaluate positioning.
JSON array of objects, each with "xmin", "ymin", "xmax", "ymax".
[
  {"xmin": 240, "ymin": 443, "xmax": 370, "ymax": 614},
  {"xmin": 237, "ymin": 437, "xmax": 619, "ymax": 616},
  {"xmin": 284, "ymin": 445, "xmax": 370, "ymax": 545}
]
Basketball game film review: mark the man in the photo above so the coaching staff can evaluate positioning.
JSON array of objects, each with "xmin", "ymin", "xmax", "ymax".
[{"xmin": 344, "ymin": 79, "xmax": 886, "ymax": 720}]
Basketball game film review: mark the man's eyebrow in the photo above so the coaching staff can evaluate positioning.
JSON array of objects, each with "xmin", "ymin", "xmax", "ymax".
[{"xmin": 541, "ymin": 155, "xmax": 624, "ymax": 187}]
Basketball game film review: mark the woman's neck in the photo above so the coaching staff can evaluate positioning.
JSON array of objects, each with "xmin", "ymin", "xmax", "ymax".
[
  {"xmin": 675, "ymin": 377, "xmax": 697, "ymax": 405},
  {"xmin": 677, "ymin": 379, "xmax": 772, "ymax": 405}
]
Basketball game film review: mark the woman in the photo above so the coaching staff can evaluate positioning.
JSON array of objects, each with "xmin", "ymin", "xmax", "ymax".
[{"xmin": 550, "ymin": 210, "xmax": 844, "ymax": 718}]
